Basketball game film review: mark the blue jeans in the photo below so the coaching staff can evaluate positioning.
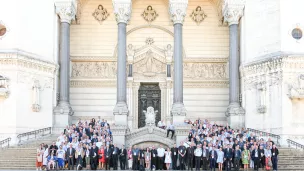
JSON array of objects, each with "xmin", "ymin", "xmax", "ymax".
[{"xmin": 57, "ymin": 158, "xmax": 64, "ymax": 168}]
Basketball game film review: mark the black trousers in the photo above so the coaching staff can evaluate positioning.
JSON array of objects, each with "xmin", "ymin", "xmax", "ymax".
[
  {"xmin": 167, "ymin": 129, "xmax": 175, "ymax": 138},
  {"xmin": 157, "ymin": 156, "xmax": 164, "ymax": 170},
  {"xmin": 202, "ymin": 157, "xmax": 208, "ymax": 170},
  {"xmin": 260, "ymin": 156, "xmax": 265, "ymax": 168},
  {"xmin": 172, "ymin": 157, "xmax": 177, "ymax": 170},
  {"xmin": 105, "ymin": 157, "xmax": 111, "ymax": 170},
  {"xmin": 113, "ymin": 156, "xmax": 118, "ymax": 170},
  {"xmin": 188, "ymin": 155, "xmax": 194, "ymax": 170},
  {"xmin": 272, "ymin": 156, "xmax": 278, "ymax": 170},
  {"xmin": 254, "ymin": 158, "xmax": 260, "ymax": 171},
  {"xmin": 120, "ymin": 158, "xmax": 126, "ymax": 170},
  {"xmin": 68, "ymin": 157, "xmax": 74, "ymax": 170},
  {"xmin": 225, "ymin": 158, "xmax": 232, "ymax": 171},
  {"xmin": 132, "ymin": 156, "xmax": 139, "ymax": 170},
  {"xmin": 234, "ymin": 158, "xmax": 240, "ymax": 171},
  {"xmin": 179, "ymin": 156, "xmax": 186, "ymax": 170},
  {"xmin": 151, "ymin": 157, "xmax": 157, "ymax": 169},
  {"xmin": 195, "ymin": 157, "xmax": 201, "ymax": 171},
  {"xmin": 210, "ymin": 158, "xmax": 216, "ymax": 171},
  {"xmin": 91, "ymin": 157, "xmax": 98, "ymax": 170}
]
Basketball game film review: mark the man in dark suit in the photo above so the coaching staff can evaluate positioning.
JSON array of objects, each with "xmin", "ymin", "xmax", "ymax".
[
  {"xmin": 105, "ymin": 144, "xmax": 112, "ymax": 170},
  {"xmin": 209, "ymin": 146, "xmax": 218, "ymax": 171},
  {"xmin": 151, "ymin": 146, "xmax": 158, "ymax": 170},
  {"xmin": 201, "ymin": 145, "xmax": 209, "ymax": 171},
  {"xmin": 171, "ymin": 144, "xmax": 178, "ymax": 170},
  {"xmin": 119, "ymin": 145, "xmax": 127, "ymax": 170},
  {"xmin": 178, "ymin": 142, "xmax": 187, "ymax": 170},
  {"xmin": 112, "ymin": 144, "xmax": 119, "ymax": 170},
  {"xmin": 233, "ymin": 145, "xmax": 242, "ymax": 171},
  {"xmin": 224, "ymin": 144, "xmax": 233, "ymax": 171},
  {"xmin": 187, "ymin": 143, "xmax": 195, "ymax": 170},
  {"xmin": 90, "ymin": 143, "xmax": 99, "ymax": 170},
  {"xmin": 271, "ymin": 144, "xmax": 279, "ymax": 171},
  {"xmin": 66, "ymin": 143, "xmax": 75, "ymax": 170},
  {"xmin": 251, "ymin": 145, "xmax": 261, "ymax": 171}
]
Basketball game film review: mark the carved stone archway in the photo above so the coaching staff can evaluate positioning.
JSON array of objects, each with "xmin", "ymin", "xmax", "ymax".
[{"xmin": 125, "ymin": 126, "xmax": 176, "ymax": 148}]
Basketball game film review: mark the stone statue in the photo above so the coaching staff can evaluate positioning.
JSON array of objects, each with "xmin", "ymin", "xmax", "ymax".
[
  {"xmin": 165, "ymin": 44, "xmax": 173, "ymax": 59},
  {"xmin": 143, "ymin": 106, "xmax": 158, "ymax": 126},
  {"xmin": 127, "ymin": 44, "xmax": 135, "ymax": 57}
]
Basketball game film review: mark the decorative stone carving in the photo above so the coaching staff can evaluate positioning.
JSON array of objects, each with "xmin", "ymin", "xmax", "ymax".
[
  {"xmin": 225, "ymin": 103, "xmax": 245, "ymax": 116},
  {"xmin": 127, "ymin": 44, "xmax": 135, "ymax": 58},
  {"xmin": 112, "ymin": 0, "xmax": 132, "ymax": 24},
  {"xmin": 165, "ymin": 44, "xmax": 173, "ymax": 61},
  {"xmin": 288, "ymin": 74, "xmax": 304, "ymax": 99},
  {"xmin": 92, "ymin": 5, "xmax": 109, "ymax": 24},
  {"xmin": 0, "ymin": 75, "xmax": 9, "ymax": 99},
  {"xmin": 55, "ymin": 1, "xmax": 77, "ymax": 24},
  {"xmin": 71, "ymin": 62, "xmax": 117, "ymax": 78},
  {"xmin": 32, "ymin": 80, "xmax": 41, "ymax": 112},
  {"xmin": 145, "ymin": 37, "xmax": 154, "ymax": 45},
  {"xmin": 222, "ymin": 0, "xmax": 245, "ymax": 25},
  {"xmin": 183, "ymin": 63, "xmax": 227, "ymax": 79},
  {"xmin": 169, "ymin": 0, "xmax": 188, "ymax": 24},
  {"xmin": 141, "ymin": 5, "xmax": 158, "ymax": 24},
  {"xmin": 143, "ymin": 106, "xmax": 157, "ymax": 127},
  {"xmin": 190, "ymin": 6, "xmax": 207, "ymax": 25}
]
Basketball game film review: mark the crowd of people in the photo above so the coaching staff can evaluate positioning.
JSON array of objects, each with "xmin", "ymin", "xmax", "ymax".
[{"xmin": 35, "ymin": 118, "xmax": 279, "ymax": 171}]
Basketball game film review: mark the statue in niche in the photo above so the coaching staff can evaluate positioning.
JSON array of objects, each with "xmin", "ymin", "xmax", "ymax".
[
  {"xmin": 32, "ymin": 80, "xmax": 41, "ymax": 112},
  {"xmin": 143, "ymin": 106, "xmax": 157, "ymax": 126},
  {"xmin": 92, "ymin": 5, "xmax": 109, "ymax": 24},
  {"xmin": 190, "ymin": 6, "xmax": 207, "ymax": 25},
  {"xmin": 141, "ymin": 5, "xmax": 158, "ymax": 24},
  {"xmin": 165, "ymin": 44, "xmax": 173, "ymax": 59},
  {"xmin": 127, "ymin": 44, "xmax": 135, "ymax": 57}
]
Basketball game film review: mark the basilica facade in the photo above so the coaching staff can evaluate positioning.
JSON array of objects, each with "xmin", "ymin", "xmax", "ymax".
[{"xmin": 0, "ymin": 0, "xmax": 304, "ymax": 145}]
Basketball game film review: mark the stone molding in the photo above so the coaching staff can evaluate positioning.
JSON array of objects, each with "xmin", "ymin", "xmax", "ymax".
[
  {"xmin": 112, "ymin": 0, "xmax": 132, "ymax": 24},
  {"xmin": 0, "ymin": 50, "xmax": 57, "ymax": 76},
  {"xmin": 71, "ymin": 0, "xmax": 89, "ymax": 25},
  {"xmin": 70, "ymin": 80, "xmax": 116, "ymax": 87},
  {"xmin": 169, "ymin": 0, "xmax": 188, "ymax": 25},
  {"xmin": 55, "ymin": 0, "xmax": 77, "ymax": 24},
  {"xmin": 222, "ymin": 0, "xmax": 245, "ymax": 26}
]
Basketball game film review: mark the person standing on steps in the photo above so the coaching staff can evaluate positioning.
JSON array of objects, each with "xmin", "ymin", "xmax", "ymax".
[
  {"xmin": 164, "ymin": 147, "xmax": 172, "ymax": 170},
  {"xmin": 151, "ymin": 145, "xmax": 158, "ymax": 170},
  {"xmin": 217, "ymin": 147, "xmax": 224, "ymax": 171},
  {"xmin": 119, "ymin": 145, "xmax": 127, "ymax": 170},
  {"xmin": 178, "ymin": 141, "xmax": 187, "ymax": 170},
  {"xmin": 242, "ymin": 145, "xmax": 250, "ymax": 171},
  {"xmin": 157, "ymin": 145, "xmax": 165, "ymax": 170},
  {"xmin": 194, "ymin": 144, "xmax": 202, "ymax": 171},
  {"xmin": 132, "ymin": 145, "xmax": 140, "ymax": 170},
  {"xmin": 271, "ymin": 144, "xmax": 279, "ymax": 171},
  {"xmin": 233, "ymin": 145, "xmax": 242, "ymax": 171},
  {"xmin": 66, "ymin": 143, "xmax": 75, "ymax": 170},
  {"xmin": 171, "ymin": 143, "xmax": 178, "ymax": 170},
  {"xmin": 209, "ymin": 146, "xmax": 217, "ymax": 171},
  {"xmin": 187, "ymin": 143, "xmax": 195, "ymax": 170},
  {"xmin": 224, "ymin": 144, "xmax": 233, "ymax": 171}
]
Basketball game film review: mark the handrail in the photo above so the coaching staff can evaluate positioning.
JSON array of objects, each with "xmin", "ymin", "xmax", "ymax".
[
  {"xmin": 17, "ymin": 127, "xmax": 52, "ymax": 145},
  {"xmin": 0, "ymin": 137, "xmax": 11, "ymax": 149},
  {"xmin": 247, "ymin": 128, "xmax": 281, "ymax": 146},
  {"xmin": 287, "ymin": 139, "xmax": 304, "ymax": 149}
]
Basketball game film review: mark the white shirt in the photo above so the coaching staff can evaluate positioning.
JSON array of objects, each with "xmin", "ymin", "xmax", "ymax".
[
  {"xmin": 157, "ymin": 121, "xmax": 163, "ymax": 127},
  {"xmin": 57, "ymin": 149, "xmax": 65, "ymax": 159},
  {"xmin": 157, "ymin": 148, "xmax": 165, "ymax": 157},
  {"xmin": 167, "ymin": 124, "xmax": 175, "ymax": 130},
  {"xmin": 194, "ymin": 148, "xmax": 202, "ymax": 157},
  {"xmin": 96, "ymin": 142, "xmax": 102, "ymax": 148}
]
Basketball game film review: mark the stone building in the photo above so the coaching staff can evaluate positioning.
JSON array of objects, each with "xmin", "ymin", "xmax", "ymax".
[{"xmin": 0, "ymin": 0, "xmax": 304, "ymax": 146}]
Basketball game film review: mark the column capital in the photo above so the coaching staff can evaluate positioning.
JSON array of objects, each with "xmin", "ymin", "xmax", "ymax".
[
  {"xmin": 169, "ymin": 0, "xmax": 188, "ymax": 25},
  {"xmin": 55, "ymin": 0, "xmax": 77, "ymax": 24},
  {"xmin": 222, "ymin": 0, "xmax": 245, "ymax": 26},
  {"xmin": 112, "ymin": 0, "xmax": 132, "ymax": 24}
]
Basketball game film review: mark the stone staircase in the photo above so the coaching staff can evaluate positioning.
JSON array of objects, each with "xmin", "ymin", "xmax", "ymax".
[{"xmin": 0, "ymin": 134, "xmax": 303, "ymax": 170}]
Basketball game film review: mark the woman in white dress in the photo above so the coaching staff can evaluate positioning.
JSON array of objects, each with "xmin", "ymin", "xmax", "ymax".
[
  {"xmin": 216, "ymin": 147, "xmax": 224, "ymax": 171},
  {"xmin": 164, "ymin": 148, "xmax": 172, "ymax": 170},
  {"xmin": 42, "ymin": 145, "xmax": 49, "ymax": 167}
]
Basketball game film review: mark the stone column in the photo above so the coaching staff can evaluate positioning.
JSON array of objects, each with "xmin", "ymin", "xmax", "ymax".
[
  {"xmin": 112, "ymin": 0, "xmax": 132, "ymax": 127},
  {"xmin": 53, "ymin": 0, "xmax": 76, "ymax": 130},
  {"xmin": 223, "ymin": 0, "xmax": 245, "ymax": 128},
  {"xmin": 169, "ymin": 0, "xmax": 188, "ymax": 125}
]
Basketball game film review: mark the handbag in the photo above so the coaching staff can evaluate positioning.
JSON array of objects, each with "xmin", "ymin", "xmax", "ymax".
[
  {"xmin": 268, "ymin": 159, "xmax": 272, "ymax": 167},
  {"xmin": 98, "ymin": 155, "xmax": 102, "ymax": 159}
]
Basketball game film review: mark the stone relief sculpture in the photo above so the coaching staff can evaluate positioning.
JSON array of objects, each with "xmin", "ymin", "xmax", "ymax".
[
  {"xmin": 0, "ymin": 75, "xmax": 9, "ymax": 99},
  {"xmin": 183, "ymin": 63, "xmax": 227, "ymax": 79},
  {"xmin": 32, "ymin": 80, "xmax": 41, "ymax": 112},
  {"xmin": 92, "ymin": 5, "xmax": 109, "ymax": 24},
  {"xmin": 127, "ymin": 44, "xmax": 135, "ymax": 58},
  {"xmin": 141, "ymin": 5, "xmax": 158, "ymax": 24},
  {"xmin": 72, "ymin": 62, "xmax": 117, "ymax": 78},
  {"xmin": 143, "ymin": 106, "xmax": 157, "ymax": 126},
  {"xmin": 165, "ymin": 44, "xmax": 173, "ymax": 59},
  {"xmin": 190, "ymin": 6, "xmax": 207, "ymax": 25}
]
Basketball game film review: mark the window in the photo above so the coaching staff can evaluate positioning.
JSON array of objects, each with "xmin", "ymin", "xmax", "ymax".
[{"xmin": 292, "ymin": 28, "xmax": 302, "ymax": 40}]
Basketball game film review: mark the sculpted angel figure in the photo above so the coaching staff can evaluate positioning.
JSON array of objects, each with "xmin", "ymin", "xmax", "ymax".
[
  {"xmin": 142, "ymin": 5, "xmax": 158, "ymax": 23},
  {"xmin": 190, "ymin": 6, "xmax": 207, "ymax": 25},
  {"xmin": 143, "ymin": 106, "xmax": 157, "ymax": 126},
  {"xmin": 92, "ymin": 5, "xmax": 109, "ymax": 23}
]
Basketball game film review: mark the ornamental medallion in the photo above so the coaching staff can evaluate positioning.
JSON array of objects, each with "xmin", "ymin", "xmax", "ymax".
[
  {"xmin": 141, "ymin": 5, "xmax": 158, "ymax": 24},
  {"xmin": 190, "ymin": 6, "xmax": 207, "ymax": 25},
  {"xmin": 92, "ymin": 5, "xmax": 109, "ymax": 24}
]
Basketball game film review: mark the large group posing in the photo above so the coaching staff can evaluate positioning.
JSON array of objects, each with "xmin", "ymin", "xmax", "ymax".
[{"xmin": 35, "ymin": 118, "xmax": 279, "ymax": 171}]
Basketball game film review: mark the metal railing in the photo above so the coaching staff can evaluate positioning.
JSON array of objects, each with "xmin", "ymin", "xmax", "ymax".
[
  {"xmin": 17, "ymin": 127, "xmax": 52, "ymax": 145},
  {"xmin": 247, "ymin": 128, "xmax": 281, "ymax": 146},
  {"xmin": 0, "ymin": 137, "xmax": 11, "ymax": 149},
  {"xmin": 287, "ymin": 139, "xmax": 304, "ymax": 149}
]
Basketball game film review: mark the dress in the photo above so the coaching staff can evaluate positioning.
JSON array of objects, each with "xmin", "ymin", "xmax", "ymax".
[
  {"xmin": 164, "ymin": 151, "xmax": 172, "ymax": 164},
  {"xmin": 42, "ymin": 148, "xmax": 49, "ymax": 166},
  {"xmin": 216, "ymin": 150, "xmax": 224, "ymax": 163},
  {"xmin": 36, "ymin": 149, "xmax": 43, "ymax": 167},
  {"xmin": 98, "ymin": 148, "xmax": 106, "ymax": 163},
  {"xmin": 242, "ymin": 150, "xmax": 250, "ymax": 164}
]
